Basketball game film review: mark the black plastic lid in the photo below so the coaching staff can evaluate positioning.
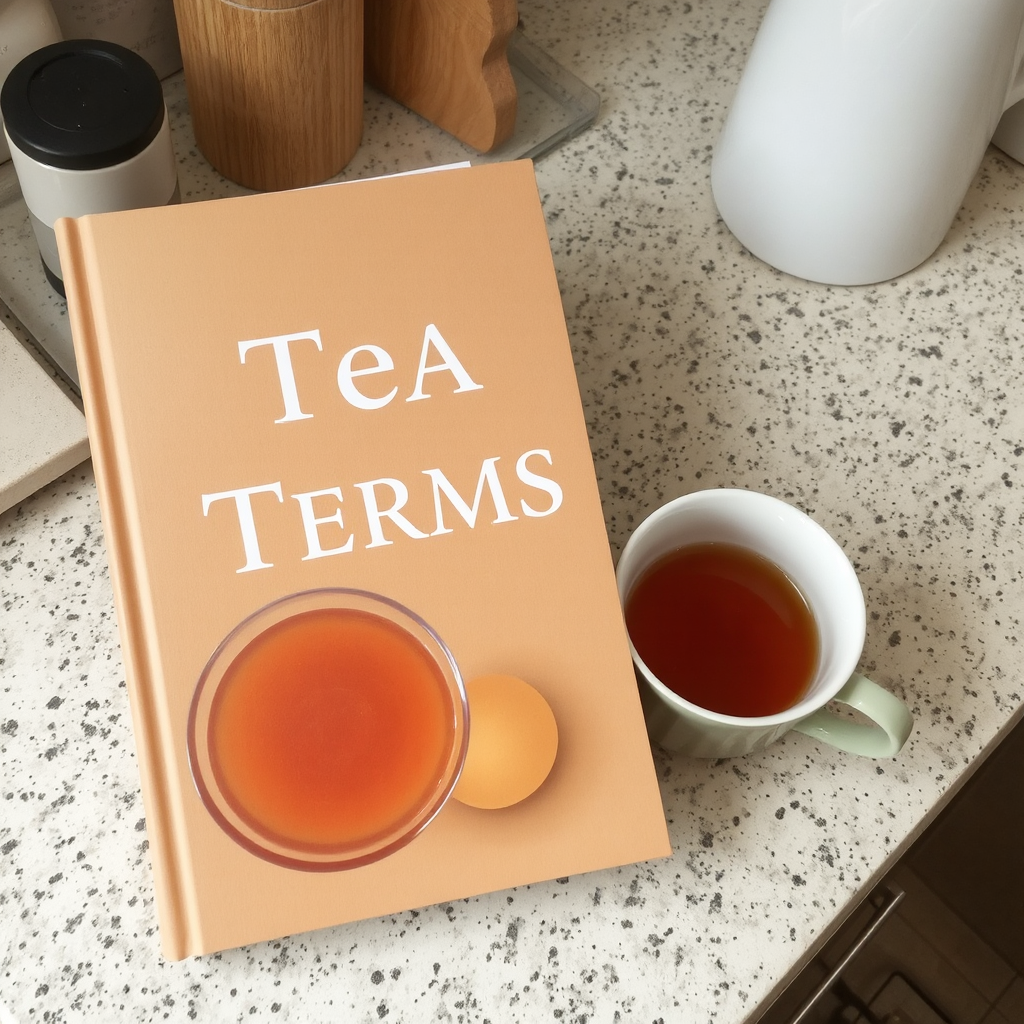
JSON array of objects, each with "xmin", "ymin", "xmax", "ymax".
[{"xmin": 0, "ymin": 39, "xmax": 164, "ymax": 171}]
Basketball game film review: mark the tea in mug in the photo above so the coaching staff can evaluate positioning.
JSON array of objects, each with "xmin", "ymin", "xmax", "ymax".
[
  {"xmin": 624, "ymin": 542, "xmax": 819, "ymax": 717},
  {"xmin": 204, "ymin": 606, "xmax": 456, "ymax": 854}
]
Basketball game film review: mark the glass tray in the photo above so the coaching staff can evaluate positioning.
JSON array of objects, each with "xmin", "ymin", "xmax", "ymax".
[{"xmin": 0, "ymin": 29, "xmax": 599, "ymax": 392}]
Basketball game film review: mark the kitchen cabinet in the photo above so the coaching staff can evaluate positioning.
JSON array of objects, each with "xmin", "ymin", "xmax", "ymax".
[{"xmin": 755, "ymin": 718, "xmax": 1024, "ymax": 1024}]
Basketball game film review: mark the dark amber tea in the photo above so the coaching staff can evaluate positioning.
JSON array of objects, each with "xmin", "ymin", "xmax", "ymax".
[{"xmin": 624, "ymin": 542, "xmax": 819, "ymax": 717}]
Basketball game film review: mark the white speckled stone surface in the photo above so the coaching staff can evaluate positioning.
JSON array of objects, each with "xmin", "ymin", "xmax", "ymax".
[{"xmin": 2, "ymin": 1, "xmax": 1023, "ymax": 1021}]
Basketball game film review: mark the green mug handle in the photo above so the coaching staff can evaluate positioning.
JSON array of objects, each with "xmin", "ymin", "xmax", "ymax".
[{"xmin": 792, "ymin": 673, "xmax": 913, "ymax": 758}]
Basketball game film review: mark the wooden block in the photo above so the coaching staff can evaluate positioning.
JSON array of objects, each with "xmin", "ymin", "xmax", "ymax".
[
  {"xmin": 173, "ymin": 0, "xmax": 363, "ymax": 191},
  {"xmin": 365, "ymin": 0, "xmax": 518, "ymax": 153}
]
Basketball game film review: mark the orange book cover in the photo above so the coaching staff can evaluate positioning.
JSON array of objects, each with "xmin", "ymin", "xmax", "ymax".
[{"xmin": 55, "ymin": 160, "xmax": 670, "ymax": 960}]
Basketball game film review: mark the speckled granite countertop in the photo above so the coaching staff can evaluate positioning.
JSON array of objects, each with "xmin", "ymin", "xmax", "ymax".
[{"xmin": 2, "ymin": 1, "xmax": 1023, "ymax": 1021}]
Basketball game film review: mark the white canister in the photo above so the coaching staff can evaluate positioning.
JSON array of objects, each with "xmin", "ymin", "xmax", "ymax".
[{"xmin": 1, "ymin": 39, "xmax": 179, "ymax": 294}]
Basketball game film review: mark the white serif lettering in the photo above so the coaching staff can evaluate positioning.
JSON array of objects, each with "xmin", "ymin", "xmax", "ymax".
[
  {"xmin": 406, "ymin": 324, "xmax": 484, "ymax": 402},
  {"xmin": 238, "ymin": 330, "xmax": 323, "ymax": 424},
  {"xmin": 202, "ymin": 482, "xmax": 284, "ymax": 572}
]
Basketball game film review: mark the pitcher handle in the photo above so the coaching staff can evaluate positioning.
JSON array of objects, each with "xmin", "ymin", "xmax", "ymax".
[
  {"xmin": 792, "ymin": 673, "xmax": 913, "ymax": 758},
  {"xmin": 1004, "ymin": 28, "xmax": 1024, "ymax": 109}
]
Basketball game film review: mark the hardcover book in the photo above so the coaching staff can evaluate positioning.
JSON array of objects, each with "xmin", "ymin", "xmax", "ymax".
[{"xmin": 55, "ymin": 160, "xmax": 670, "ymax": 960}]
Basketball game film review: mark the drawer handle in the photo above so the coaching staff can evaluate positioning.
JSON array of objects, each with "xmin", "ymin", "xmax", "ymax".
[{"xmin": 788, "ymin": 882, "xmax": 905, "ymax": 1024}]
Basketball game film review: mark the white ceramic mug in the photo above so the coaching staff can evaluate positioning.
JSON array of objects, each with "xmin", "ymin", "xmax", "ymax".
[
  {"xmin": 712, "ymin": 0, "xmax": 1024, "ymax": 285},
  {"xmin": 616, "ymin": 489, "xmax": 914, "ymax": 759}
]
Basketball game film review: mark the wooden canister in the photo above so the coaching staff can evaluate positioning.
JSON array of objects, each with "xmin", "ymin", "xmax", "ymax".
[
  {"xmin": 173, "ymin": 0, "xmax": 362, "ymax": 191},
  {"xmin": 365, "ymin": 0, "xmax": 518, "ymax": 153}
]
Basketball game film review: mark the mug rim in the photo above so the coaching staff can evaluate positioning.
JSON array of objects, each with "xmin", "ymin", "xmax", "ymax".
[{"xmin": 616, "ymin": 488, "xmax": 865, "ymax": 728}]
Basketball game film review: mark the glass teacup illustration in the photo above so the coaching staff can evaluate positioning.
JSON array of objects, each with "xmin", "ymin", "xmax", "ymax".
[{"xmin": 187, "ymin": 588, "xmax": 468, "ymax": 870}]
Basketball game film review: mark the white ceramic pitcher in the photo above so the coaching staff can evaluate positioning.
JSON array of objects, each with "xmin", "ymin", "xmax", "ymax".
[{"xmin": 712, "ymin": 0, "xmax": 1024, "ymax": 285}]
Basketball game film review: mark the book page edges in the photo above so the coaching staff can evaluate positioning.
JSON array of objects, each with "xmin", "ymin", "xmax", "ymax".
[{"xmin": 55, "ymin": 217, "xmax": 200, "ymax": 960}]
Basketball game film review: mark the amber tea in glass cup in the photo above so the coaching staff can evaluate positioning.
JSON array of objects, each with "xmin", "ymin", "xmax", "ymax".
[{"xmin": 187, "ymin": 588, "xmax": 468, "ymax": 870}]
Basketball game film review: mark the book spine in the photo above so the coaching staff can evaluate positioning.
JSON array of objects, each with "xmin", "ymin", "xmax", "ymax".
[{"xmin": 58, "ymin": 218, "xmax": 195, "ymax": 960}]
